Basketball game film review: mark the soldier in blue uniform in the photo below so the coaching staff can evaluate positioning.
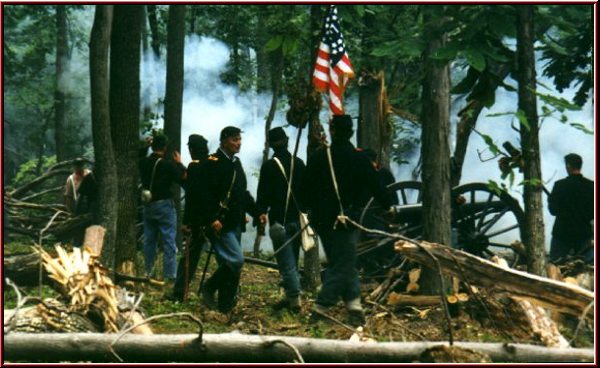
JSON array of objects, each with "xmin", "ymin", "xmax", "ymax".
[
  {"xmin": 300, "ymin": 114, "xmax": 394, "ymax": 327},
  {"xmin": 139, "ymin": 134, "xmax": 186, "ymax": 281},
  {"xmin": 256, "ymin": 127, "xmax": 306, "ymax": 313},
  {"xmin": 168, "ymin": 134, "xmax": 211, "ymax": 302},
  {"xmin": 202, "ymin": 126, "xmax": 262, "ymax": 314}
]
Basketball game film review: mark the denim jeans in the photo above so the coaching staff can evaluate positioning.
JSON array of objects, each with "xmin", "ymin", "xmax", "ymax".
[
  {"xmin": 271, "ymin": 221, "xmax": 301, "ymax": 298},
  {"xmin": 205, "ymin": 226, "xmax": 243, "ymax": 312},
  {"xmin": 550, "ymin": 237, "xmax": 593, "ymax": 265},
  {"xmin": 143, "ymin": 199, "xmax": 177, "ymax": 279},
  {"xmin": 316, "ymin": 227, "xmax": 361, "ymax": 307}
]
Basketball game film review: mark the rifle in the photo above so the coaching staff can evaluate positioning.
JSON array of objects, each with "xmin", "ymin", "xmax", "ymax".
[{"xmin": 181, "ymin": 230, "xmax": 192, "ymax": 302}]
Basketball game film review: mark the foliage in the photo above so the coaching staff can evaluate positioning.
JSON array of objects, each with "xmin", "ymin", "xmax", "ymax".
[
  {"xmin": 12, "ymin": 155, "xmax": 57, "ymax": 188},
  {"xmin": 538, "ymin": 5, "xmax": 593, "ymax": 106}
]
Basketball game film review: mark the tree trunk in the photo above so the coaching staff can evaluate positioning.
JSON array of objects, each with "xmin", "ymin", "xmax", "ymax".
[
  {"xmin": 358, "ymin": 71, "xmax": 392, "ymax": 169},
  {"xmin": 110, "ymin": 5, "xmax": 143, "ymax": 274},
  {"xmin": 418, "ymin": 7, "xmax": 452, "ymax": 293},
  {"xmin": 451, "ymin": 63, "xmax": 512, "ymax": 187},
  {"xmin": 302, "ymin": 4, "xmax": 326, "ymax": 292},
  {"xmin": 261, "ymin": 51, "xmax": 283, "ymax": 164},
  {"xmin": 89, "ymin": 5, "xmax": 117, "ymax": 268},
  {"xmin": 141, "ymin": 5, "xmax": 149, "ymax": 54},
  {"xmin": 164, "ymin": 4, "xmax": 186, "ymax": 251},
  {"xmin": 54, "ymin": 5, "xmax": 69, "ymax": 163},
  {"xmin": 516, "ymin": 5, "xmax": 546, "ymax": 277},
  {"xmin": 147, "ymin": 5, "xmax": 161, "ymax": 59},
  {"xmin": 4, "ymin": 333, "xmax": 593, "ymax": 363},
  {"xmin": 164, "ymin": 4, "xmax": 186, "ymax": 157}
]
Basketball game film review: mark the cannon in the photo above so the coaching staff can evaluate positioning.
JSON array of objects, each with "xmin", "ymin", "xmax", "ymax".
[{"xmin": 357, "ymin": 181, "xmax": 526, "ymax": 276}]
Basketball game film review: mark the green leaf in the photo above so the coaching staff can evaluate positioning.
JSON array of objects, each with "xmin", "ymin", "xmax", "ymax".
[
  {"xmin": 569, "ymin": 123, "xmax": 594, "ymax": 135},
  {"xmin": 265, "ymin": 35, "xmax": 283, "ymax": 51},
  {"xmin": 486, "ymin": 111, "xmax": 513, "ymax": 118},
  {"xmin": 431, "ymin": 43, "xmax": 460, "ymax": 61},
  {"xmin": 481, "ymin": 134, "xmax": 501, "ymax": 155},
  {"xmin": 487, "ymin": 180, "xmax": 503, "ymax": 196},
  {"xmin": 515, "ymin": 109, "xmax": 530, "ymax": 131},
  {"xmin": 462, "ymin": 49, "xmax": 486, "ymax": 72}
]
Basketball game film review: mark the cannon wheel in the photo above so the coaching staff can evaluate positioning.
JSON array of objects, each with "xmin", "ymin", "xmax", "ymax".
[
  {"xmin": 358, "ymin": 181, "xmax": 525, "ymax": 268},
  {"xmin": 356, "ymin": 181, "xmax": 423, "ymax": 276},
  {"xmin": 451, "ymin": 183, "xmax": 525, "ymax": 267}
]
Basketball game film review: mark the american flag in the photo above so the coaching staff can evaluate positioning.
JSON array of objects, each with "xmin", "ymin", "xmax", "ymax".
[{"xmin": 312, "ymin": 5, "xmax": 354, "ymax": 115}]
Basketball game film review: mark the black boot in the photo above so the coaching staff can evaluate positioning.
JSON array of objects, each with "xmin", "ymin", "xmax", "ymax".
[
  {"xmin": 218, "ymin": 268, "xmax": 240, "ymax": 314},
  {"xmin": 201, "ymin": 266, "xmax": 227, "ymax": 309}
]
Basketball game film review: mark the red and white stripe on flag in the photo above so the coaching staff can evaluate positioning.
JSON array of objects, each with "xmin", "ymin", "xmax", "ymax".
[{"xmin": 312, "ymin": 5, "xmax": 354, "ymax": 115}]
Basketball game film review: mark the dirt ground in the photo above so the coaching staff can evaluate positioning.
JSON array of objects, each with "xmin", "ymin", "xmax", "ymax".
[{"xmin": 133, "ymin": 252, "xmax": 594, "ymax": 351}]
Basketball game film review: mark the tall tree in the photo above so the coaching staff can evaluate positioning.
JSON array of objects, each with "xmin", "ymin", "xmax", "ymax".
[
  {"xmin": 302, "ymin": 4, "xmax": 326, "ymax": 291},
  {"xmin": 89, "ymin": 5, "xmax": 117, "ymax": 267},
  {"xmin": 516, "ymin": 5, "xmax": 546, "ymax": 276},
  {"xmin": 419, "ymin": 6, "xmax": 452, "ymax": 293},
  {"xmin": 54, "ymin": 5, "xmax": 69, "ymax": 162},
  {"xmin": 147, "ymin": 5, "xmax": 161, "ymax": 59},
  {"xmin": 163, "ymin": 4, "xmax": 186, "ymax": 156},
  {"xmin": 358, "ymin": 71, "xmax": 392, "ymax": 169},
  {"xmin": 163, "ymin": 4, "xmax": 186, "ymax": 250},
  {"xmin": 110, "ymin": 5, "xmax": 143, "ymax": 276}
]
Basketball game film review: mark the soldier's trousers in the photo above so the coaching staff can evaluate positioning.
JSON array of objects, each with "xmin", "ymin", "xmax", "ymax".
[
  {"xmin": 205, "ymin": 226, "xmax": 243, "ymax": 312},
  {"xmin": 172, "ymin": 228, "xmax": 207, "ymax": 299},
  {"xmin": 315, "ymin": 227, "xmax": 361, "ymax": 307}
]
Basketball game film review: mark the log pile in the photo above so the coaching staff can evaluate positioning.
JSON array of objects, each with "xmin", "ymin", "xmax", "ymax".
[
  {"xmin": 4, "ymin": 158, "xmax": 94, "ymax": 241},
  {"xmin": 393, "ymin": 239, "xmax": 594, "ymax": 316},
  {"xmin": 5, "ymin": 241, "xmax": 149, "ymax": 335}
]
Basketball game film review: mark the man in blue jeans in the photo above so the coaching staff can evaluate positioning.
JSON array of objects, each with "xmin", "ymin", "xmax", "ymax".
[
  {"xmin": 256, "ymin": 127, "xmax": 306, "ymax": 313},
  {"xmin": 139, "ymin": 134, "xmax": 186, "ymax": 281},
  {"xmin": 202, "ymin": 126, "xmax": 262, "ymax": 314}
]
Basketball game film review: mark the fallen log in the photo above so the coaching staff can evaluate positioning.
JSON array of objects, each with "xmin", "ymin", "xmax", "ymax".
[
  {"xmin": 3, "ymin": 333, "xmax": 593, "ymax": 363},
  {"xmin": 492, "ymin": 257, "xmax": 569, "ymax": 348},
  {"xmin": 395, "ymin": 240, "xmax": 594, "ymax": 316}
]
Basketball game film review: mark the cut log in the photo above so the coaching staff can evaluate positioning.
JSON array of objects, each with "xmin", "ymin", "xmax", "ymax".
[
  {"xmin": 3, "ymin": 333, "xmax": 593, "ymax": 363},
  {"xmin": 394, "ymin": 240, "xmax": 594, "ymax": 316},
  {"xmin": 387, "ymin": 293, "xmax": 441, "ymax": 307}
]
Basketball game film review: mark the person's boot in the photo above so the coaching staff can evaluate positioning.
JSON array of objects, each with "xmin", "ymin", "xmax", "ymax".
[
  {"xmin": 201, "ymin": 267, "xmax": 226, "ymax": 310},
  {"xmin": 217, "ymin": 268, "xmax": 240, "ymax": 314},
  {"xmin": 273, "ymin": 295, "xmax": 301, "ymax": 313},
  {"xmin": 345, "ymin": 297, "xmax": 365, "ymax": 327},
  {"xmin": 288, "ymin": 295, "xmax": 301, "ymax": 314},
  {"xmin": 308, "ymin": 303, "xmax": 330, "ymax": 324}
]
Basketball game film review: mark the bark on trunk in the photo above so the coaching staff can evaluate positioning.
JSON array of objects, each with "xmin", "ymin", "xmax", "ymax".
[
  {"xmin": 418, "ymin": 7, "xmax": 452, "ymax": 293},
  {"xmin": 54, "ymin": 5, "xmax": 69, "ymax": 163},
  {"xmin": 516, "ymin": 5, "xmax": 546, "ymax": 277},
  {"xmin": 89, "ymin": 5, "xmax": 117, "ymax": 268},
  {"xmin": 163, "ymin": 4, "xmax": 186, "ymax": 251},
  {"xmin": 110, "ymin": 5, "xmax": 143, "ymax": 273},
  {"xmin": 3, "ymin": 333, "xmax": 592, "ymax": 363},
  {"xmin": 358, "ymin": 71, "xmax": 392, "ymax": 169},
  {"xmin": 395, "ymin": 240, "xmax": 593, "ymax": 316},
  {"xmin": 147, "ymin": 5, "xmax": 161, "ymax": 59},
  {"xmin": 451, "ymin": 63, "xmax": 512, "ymax": 187}
]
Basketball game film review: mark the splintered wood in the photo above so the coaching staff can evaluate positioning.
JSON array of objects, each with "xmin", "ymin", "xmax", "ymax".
[{"xmin": 35, "ymin": 244, "xmax": 120, "ymax": 332}]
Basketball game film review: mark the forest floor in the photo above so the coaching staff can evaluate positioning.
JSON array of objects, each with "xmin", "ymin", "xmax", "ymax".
[
  {"xmin": 3, "ymin": 241, "xmax": 594, "ymax": 363},
  {"xmin": 129, "ymin": 250, "xmax": 594, "ymax": 349}
]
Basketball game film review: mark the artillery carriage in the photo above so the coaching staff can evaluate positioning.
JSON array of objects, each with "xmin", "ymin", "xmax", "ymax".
[{"xmin": 358, "ymin": 181, "xmax": 526, "ymax": 277}]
